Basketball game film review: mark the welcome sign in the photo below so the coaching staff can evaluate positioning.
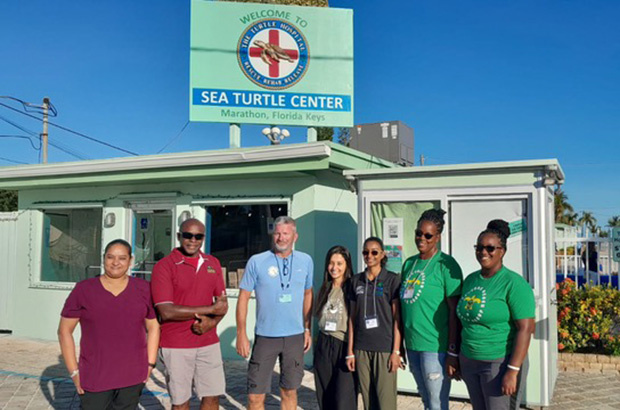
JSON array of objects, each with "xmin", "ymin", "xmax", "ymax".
[{"xmin": 190, "ymin": 1, "xmax": 354, "ymax": 127}]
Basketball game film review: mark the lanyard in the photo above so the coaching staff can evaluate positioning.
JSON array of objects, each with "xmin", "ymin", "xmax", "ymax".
[
  {"xmin": 274, "ymin": 252, "xmax": 294, "ymax": 290},
  {"xmin": 405, "ymin": 250, "xmax": 437, "ymax": 285},
  {"xmin": 363, "ymin": 270, "xmax": 378, "ymax": 319}
]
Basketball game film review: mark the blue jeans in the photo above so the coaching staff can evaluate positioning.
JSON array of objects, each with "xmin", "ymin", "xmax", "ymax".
[{"xmin": 407, "ymin": 350, "xmax": 451, "ymax": 410}]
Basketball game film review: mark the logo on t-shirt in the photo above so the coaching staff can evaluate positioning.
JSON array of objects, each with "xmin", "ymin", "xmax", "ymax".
[
  {"xmin": 401, "ymin": 270, "xmax": 425, "ymax": 305},
  {"xmin": 268, "ymin": 266, "xmax": 279, "ymax": 278},
  {"xmin": 457, "ymin": 286, "xmax": 486, "ymax": 322},
  {"xmin": 207, "ymin": 266, "xmax": 216, "ymax": 274}
]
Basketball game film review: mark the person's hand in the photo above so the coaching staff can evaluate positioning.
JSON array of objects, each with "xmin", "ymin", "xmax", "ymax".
[
  {"xmin": 236, "ymin": 332, "xmax": 251, "ymax": 358},
  {"xmin": 446, "ymin": 355, "xmax": 461, "ymax": 380},
  {"xmin": 72, "ymin": 373, "xmax": 84, "ymax": 395},
  {"xmin": 303, "ymin": 330, "xmax": 312, "ymax": 353},
  {"xmin": 192, "ymin": 314, "xmax": 216, "ymax": 335},
  {"xmin": 346, "ymin": 355, "xmax": 356, "ymax": 372},
  {"xmin": 211, "ymin": 291, "xmax": 228, "ymax": 316},
  {"xmin": 501, "ymin": 368, "xmax": 519, "ymax": 396},
  {"xmin": 388, "ymin": 352, "xmax": 402, "ymax": 373},
  {"xmin": 145, "ymin": 366, "xmax": 153, "ymax": 383}
]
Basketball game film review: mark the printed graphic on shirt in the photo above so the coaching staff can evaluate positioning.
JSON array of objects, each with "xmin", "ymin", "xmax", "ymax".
[
  {"xmin": 355, "ymin": 285, "xmax": 364, "ymax": 295},
  {"xmin": 401, "ymin": 270, "xmax": 425, "ymax": 305},
  {"xmin": 457, "ymin": 286, "xmax": 486, "ymax": 323},
  {"xmin": 322, "ymin": 296, "xmax": 345, "ymax": 323},
  {"xmin": 207, "ymin": 266, "xmax": 216, "ymax": 274},
  {"xmin": 268, "ymin": 266, "xmax": 279, "ymax": 277},
  {"xmin": 375, "ymin": 281, "xmax": 384, "ymax": 297}
]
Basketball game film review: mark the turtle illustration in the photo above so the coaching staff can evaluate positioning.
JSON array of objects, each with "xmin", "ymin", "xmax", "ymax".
[
  {"xmin": 463, "ymin": 295, "xmax": 482, "ymax": 311},
  {"xmin": 253, "ymin": 40, "xmax": 294, "ymax": 65}
]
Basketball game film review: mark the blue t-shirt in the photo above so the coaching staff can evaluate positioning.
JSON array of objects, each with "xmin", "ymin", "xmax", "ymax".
[{"xmin": 240, "ymin": 250, "xmax": 314, "ymax": 337}]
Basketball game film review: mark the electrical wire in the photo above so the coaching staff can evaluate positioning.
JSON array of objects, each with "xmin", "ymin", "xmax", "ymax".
[
  {"xmin": 0, "ymin": 101, "xmax": 139, "ymax": 156},
  {"xmin": 157, "ymin": 120, "xmax": 190, "ymax": 153},
  {"xmin": 0, "ymin": 96, "xmax": 57, "ymax": 116},
  {"xmin": 0, "ymin": 156, "xmax": 28, "ymax": 165},
  {"xmin": 48, "ymin": 136, "xmax": 90, "ymax": 160},
  {"xmin": 0, "ymin": 134, "xmax": 41, "ymax": 150},
  {"xmin": 0, "ymin": 114, "xmax": 38, "ymax": 136}
]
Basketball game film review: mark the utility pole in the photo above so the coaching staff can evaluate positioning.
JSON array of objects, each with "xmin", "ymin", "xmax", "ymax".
[
  {"xmin": 419, "ymin": 154, "xmax": 425, "ymax": 166},
  {"xmin": 41, "ymin": 97, "xmax": 50, "ymax": 164}
]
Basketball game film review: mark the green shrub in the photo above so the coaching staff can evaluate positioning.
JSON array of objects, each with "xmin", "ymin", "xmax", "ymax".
[{"xmin": 556, "ymin": 278, "xmax": 620, "ymax": 355}]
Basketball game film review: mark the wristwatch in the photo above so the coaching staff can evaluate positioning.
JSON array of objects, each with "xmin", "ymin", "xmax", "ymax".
[{"xmin": 448, "ymin": 343, "xmax": 457, "ymax": 352}]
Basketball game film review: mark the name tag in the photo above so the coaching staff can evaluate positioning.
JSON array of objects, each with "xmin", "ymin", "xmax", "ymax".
[
  {"xmin": 403, "ymin": 287, "xmax": 414, "ymax": 299},
  {"xmin": 365, "ymin": 316, "xmax": 379, "ymax": 329},
  {"xmin": 324, "ymin": 321, "xmax": 337, "ymax": 331},
  {"xmin": 278, "ymin": 292, "xmax": 292, "ymax": 303}
]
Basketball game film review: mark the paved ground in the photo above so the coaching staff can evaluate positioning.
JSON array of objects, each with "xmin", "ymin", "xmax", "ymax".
[{"xmin": 1, "ymin": 335, "xmax": 619, "ymax": 409}]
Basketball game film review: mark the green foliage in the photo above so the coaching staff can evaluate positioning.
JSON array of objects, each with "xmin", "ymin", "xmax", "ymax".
[
  {"xmin": 556, "ymin": 279, "xmax": 620, "ymax": 355},
  {"xmin": 0, "ymin": 190, "xmax": 18, "ymax": 212},
  {"xmin": 554, "ymin": 188, "xmax": 574, "ymax": 224},
  {"xmin": 608, "ymin": 216, "xmax": 620, "ymax": 228},
  {"xmin": 316, "ymin": 127, "xmax": 334, "ymax": 142},
  {"xmin": 337, "ymin": 127, "xmax": 351, "ymax": 146}
]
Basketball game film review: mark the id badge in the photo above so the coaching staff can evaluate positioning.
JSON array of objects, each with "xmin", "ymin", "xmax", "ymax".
[
  {"xmin": 403, "ymin": 286, "xmax": 414, "ymax": 299},
  {"xmin": 324, "ymin": 321, "xmax": 337, "ymax": 331},
  {"xmin": 365, "ymin": 316, "xmax": 379, "ymax": 329},
  {"xmin": 278, "ymin": 292, "xmax": 292, "ymax": 303}
]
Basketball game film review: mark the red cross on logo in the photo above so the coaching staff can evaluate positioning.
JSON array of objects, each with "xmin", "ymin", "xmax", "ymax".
[{"xmin": 249, "ymin": 29, "xmax": 299, "ymax": 78}]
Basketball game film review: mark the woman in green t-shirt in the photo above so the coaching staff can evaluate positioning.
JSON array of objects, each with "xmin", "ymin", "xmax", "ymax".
[
  {"xmin": 400, "ymin": 208, "xmax": 463, "ymax": 410},
  {"xmin": 457, "ymin": 220, "xmax": 535, "ymax": 410}
]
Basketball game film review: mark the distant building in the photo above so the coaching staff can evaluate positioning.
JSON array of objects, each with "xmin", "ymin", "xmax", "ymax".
[{"xmin": 348, "ymin": 121, "xmax": 414, "ymax": 166}]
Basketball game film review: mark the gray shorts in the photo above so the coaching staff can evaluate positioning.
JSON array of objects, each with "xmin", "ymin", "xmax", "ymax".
[
  {"xmin": 160, "ymin": 343, "xmax": 226, "ymax": 405},
  {"xmin": 247, "ymin": 333, "xmax": 305, "ymax": 394}
]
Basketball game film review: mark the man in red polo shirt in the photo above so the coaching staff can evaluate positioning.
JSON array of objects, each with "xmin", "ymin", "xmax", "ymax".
[{"xmin": 151, "ymin": 218, "xmax": 228, "ymax": 410}]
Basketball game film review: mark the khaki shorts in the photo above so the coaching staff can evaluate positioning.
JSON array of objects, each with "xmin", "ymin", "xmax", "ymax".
[
  {"xmin": 160, "ymin": 343, "xmax": 226, "ymax": 405},
  {"xmin": 247, "ymin": 334, "xmax": 305, "ymax": 394}
]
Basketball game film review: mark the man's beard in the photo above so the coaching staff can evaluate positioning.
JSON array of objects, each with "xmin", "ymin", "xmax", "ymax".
[{"xmin": 274, "ymin": 243, "xmax": 291, "ymax": 253}]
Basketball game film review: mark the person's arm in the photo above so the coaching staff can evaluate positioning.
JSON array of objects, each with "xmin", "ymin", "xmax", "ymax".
[
  {"xmin": 236, "ymin": 289, "xmax": 252, "ymax": 358},
  {"xmin": 346, "ymin": 303, "xmax": 356, "ymax": 372},
  {"xmin": 303, "ymin": 287, "xmax": 313, "ymax": 353},
  {"xmin": 145, "ymin": 318, "xmax": 160, "ymax": 381},
  {"xmin": 389, "ymin": 298, "xmax": 405, "ymax": 372},
  {"xmin": 156, "ymin": 291, "xmax": 228, "ymax": 322},
  {"xmin": 58, "ymin": 317, "xmax": 84, "ymax": 394},
  {"xmin": 446, "ymin": 295, "xmax": 461, "ymax": 380},
  {"xmin": 502, "ymin": 318, "xmax": 535, "ymax": 395}
]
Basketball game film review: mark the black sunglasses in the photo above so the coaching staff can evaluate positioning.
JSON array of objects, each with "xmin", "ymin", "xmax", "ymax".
[
  {"xmin": 415, "ymin": 230, "xmax": 435, "ymax": 240},
  {"xmin": 180, "ymin": 232, "xmax": 205, "ymax": 241},
  {"xmin": 474, "ymin": 244, "xmax": 502, "ymax": 253},
  {"xmin": 362, "ymin": 250, "xmax": 381, "ymax": 256}
]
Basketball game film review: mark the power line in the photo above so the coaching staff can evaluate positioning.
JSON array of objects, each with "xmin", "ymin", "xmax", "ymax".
[
  {"xmin": 0, "ymin": 101, "xmax": 139, "ymax": 156},
  {"xmin": 157, "ymin": 120, "xmax": 190, "ymax": 153},
  {"xmin": 0, "ymin": 156, "xmax": 28, "ymax": 165},
  {"xmin": 0, "ymin": 134, "xmax": 41, "ymax": 150}
]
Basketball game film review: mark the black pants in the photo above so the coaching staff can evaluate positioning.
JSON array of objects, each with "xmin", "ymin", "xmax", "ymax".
[
  {"xmin": 80, "ymin": 383, "xmax": 145, "ymax": 410},
  {"xmin": 313, "ymin": 332, "xmax": 357, "ymax": 410}
]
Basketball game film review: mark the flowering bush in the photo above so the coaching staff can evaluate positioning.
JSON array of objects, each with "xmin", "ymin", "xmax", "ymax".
[{"xmin": 556, "ymin": 278, "xmax": 620, "ymax": 355}]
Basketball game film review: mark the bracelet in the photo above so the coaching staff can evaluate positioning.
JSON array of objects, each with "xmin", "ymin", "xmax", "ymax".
[
  {"xmin": 148, "ymin": 362, "xmax": 157, "ymax": 368},
  {"xmin": 345, "ymin": 355, "xmax": 355, "ymax": 359},
  {"xmin": 304, "ymin": 328, "xmax": 311, "ymax": 332},
  {"xmin": 447, "ymin": 351, "xmax": 459, "ymax": 358},
  {"xmin": 69, "ymin": 369, "xmax": 79, "ymax": 378},
  {"xmin": 392, "ymin": 350, "xmax": 400, "ymax": 355},
  {"xmin": 507, "ymin": 364, "xmax": 520, "ymax": 371}
]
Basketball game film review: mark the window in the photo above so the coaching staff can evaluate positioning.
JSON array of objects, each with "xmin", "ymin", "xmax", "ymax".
[
  {"xmin": 41, "ymin": 208, "xmax": 102, "ymax": 282},
  {"xmin": 206, "ymin": 203, "xmax": 288, "ymax": 288}
]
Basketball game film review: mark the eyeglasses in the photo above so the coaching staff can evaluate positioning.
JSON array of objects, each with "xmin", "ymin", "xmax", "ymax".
[
  {"xmin": 362, "ymin": 250, "xmax": 381, "ymax": 256},
  {"xmin": 474, "ymin": 244, "xmax": 503, "ymax": 253},
  {"xmin": 180, "ymin": 232, "xmax": 205, "ymax": 241},
  {"xmin": 415, "ymin": 230, "xmax": 435, "ymax": 240},
  {"xmin": 282, "ymin": 257, "xmax": 289, "ymax": 276}
]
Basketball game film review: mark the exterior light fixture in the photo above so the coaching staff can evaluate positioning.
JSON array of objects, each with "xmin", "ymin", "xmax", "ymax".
[
  {"xmin": 262, "ymin": 126, "xmax": 290, "ymax": 145},
  {"xmin": 104, "ymin": 212, "xmax": 116, "ymax": 228}
]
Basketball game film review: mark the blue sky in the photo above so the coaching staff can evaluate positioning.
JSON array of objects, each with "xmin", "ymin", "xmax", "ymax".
[{"xmin": 0, "ymin": 1, "xmax": 618, "ymax": 227}]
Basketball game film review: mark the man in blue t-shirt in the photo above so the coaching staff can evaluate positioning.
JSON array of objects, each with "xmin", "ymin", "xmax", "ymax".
[{"xmin": 236, "ymin": 216, "xmax": 314, "ymax": 410}]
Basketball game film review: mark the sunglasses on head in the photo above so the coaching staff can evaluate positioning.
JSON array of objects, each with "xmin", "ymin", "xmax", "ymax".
[
  {"xmin": 180, "ymin": 232, "xmax": 205, "ymax": 241},
  {"xmin": 415, "ymin": 230, "xmax": 435, "ymax": 240},
  {"xmin": 474, "ymin": 244, "xmax": 502, "ymax": 253},
  {"xmin": 362, "ymin": 250, "xmax": 381, "ymax": 256}
]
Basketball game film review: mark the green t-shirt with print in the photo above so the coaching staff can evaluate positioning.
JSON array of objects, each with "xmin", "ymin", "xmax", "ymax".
[
  {"xmin": 457, "ymin": 265, "xmax": 535, "ymax": 361},
  {"xmin": 400, "ymin": 252, "xmax": 463, "ymax": 352}
]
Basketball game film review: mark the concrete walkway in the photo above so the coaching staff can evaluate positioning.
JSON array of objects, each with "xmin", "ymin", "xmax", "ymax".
[{"xmin": 1, "ymin": 335, "xmax": 619, "ymax": 409}]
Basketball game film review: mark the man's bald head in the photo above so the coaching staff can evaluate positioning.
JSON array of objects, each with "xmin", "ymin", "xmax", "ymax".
[{"xmin": 180, "ymin": 218, "xmax": 205, "ymax": 232}]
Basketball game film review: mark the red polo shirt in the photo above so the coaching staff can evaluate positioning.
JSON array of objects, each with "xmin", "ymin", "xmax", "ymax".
[{"xmin": 151, "ymin": 248, "xmax": 226, "ymax": 348}]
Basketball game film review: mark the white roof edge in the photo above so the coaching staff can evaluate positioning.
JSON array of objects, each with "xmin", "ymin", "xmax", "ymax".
[
  {"xmin": 344, "ymin": 159, "xmax": 565, "ymax": 180},
  {"xmin": 0, "ymin": 143, "xmax": 332, "ymax": 179}
]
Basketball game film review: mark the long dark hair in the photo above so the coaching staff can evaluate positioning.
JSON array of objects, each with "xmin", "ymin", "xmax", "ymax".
[{"xmin": 314, "ymin": 245, "xmax": 353, "ymax": 317}]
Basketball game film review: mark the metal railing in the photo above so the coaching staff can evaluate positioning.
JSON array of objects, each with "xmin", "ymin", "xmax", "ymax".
[{"xmin": 556, "ymin": 237, "xmax": 619, "ymax": 288}]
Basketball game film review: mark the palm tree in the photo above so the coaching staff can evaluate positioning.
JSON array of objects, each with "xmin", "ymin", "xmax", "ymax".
[
  {"xmin": 578, "ymin": 211, "xmax": 597, "ymax": 233},
  {"xmin": 608, "ymin": 216, "xmax": 620, "ymax": 228},
  {"xmin": 554, "ymin": 189, "xmax": 574, "ymax": 223},
  {"xmin": 560, "ymin": 212, "xmax": 578, "ymax": 226}
]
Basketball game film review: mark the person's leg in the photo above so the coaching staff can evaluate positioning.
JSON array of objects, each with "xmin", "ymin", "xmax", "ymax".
[
  {"xmin": 333, "ymin": 337, "xmax": 358, "ymax": 410},
  {"xmin": 484, "ymin": 356, "xmax": 528, "ymax": 410},
  {"xmin": 355, "ymin": 349, "xmax": 372, "ymax": 410},
  {"xmin": 459, "ymin": 354, "xmax": 486, "ymax": 410},
  {"xmin": 313, "ymin": 333, "xmax": 333, "ymax": 409},
  {"xmin": 373, "ymin": 351, "xmax": 397, "ymax": 410},
  {"xmin": 160, "ymin": 348, "xmax": 197, "ymax": 410},
  {"xmin": 247, "ymin": 336, "xmax": 280, "ymax": 410},
  {"xmin": 194, "ymin": 343, "xmax": 226, "ymax": 410},
  {"xmin": 79, "ymin": 389, "xmax": 114, "ymax": 410},
  {"xmin": 407, "ymin": 350, "xmax": 431, "ymax": 408},
  {"xmin": 279, "ymin": 334, "xmax": 304, "ymax": 410},
  {"xmin": 110, "ymin": 383, "xmax": 145, "ymax": 410},
  {"xmin": 419, "ymin": 351, "xmax": 451, "ymax": 410}
]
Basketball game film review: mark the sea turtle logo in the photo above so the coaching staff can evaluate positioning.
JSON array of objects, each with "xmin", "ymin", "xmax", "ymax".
[
  {"xmin": 238, "ymin": 19, "xmax": 309, "ymax": 90},
  {"xmin": 401, "ymin": 271, "xmax": 425, "ymax": 305},
  {"xmin": 457, "ymin": 286, "xmax": 486, "ymax": 322}
]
